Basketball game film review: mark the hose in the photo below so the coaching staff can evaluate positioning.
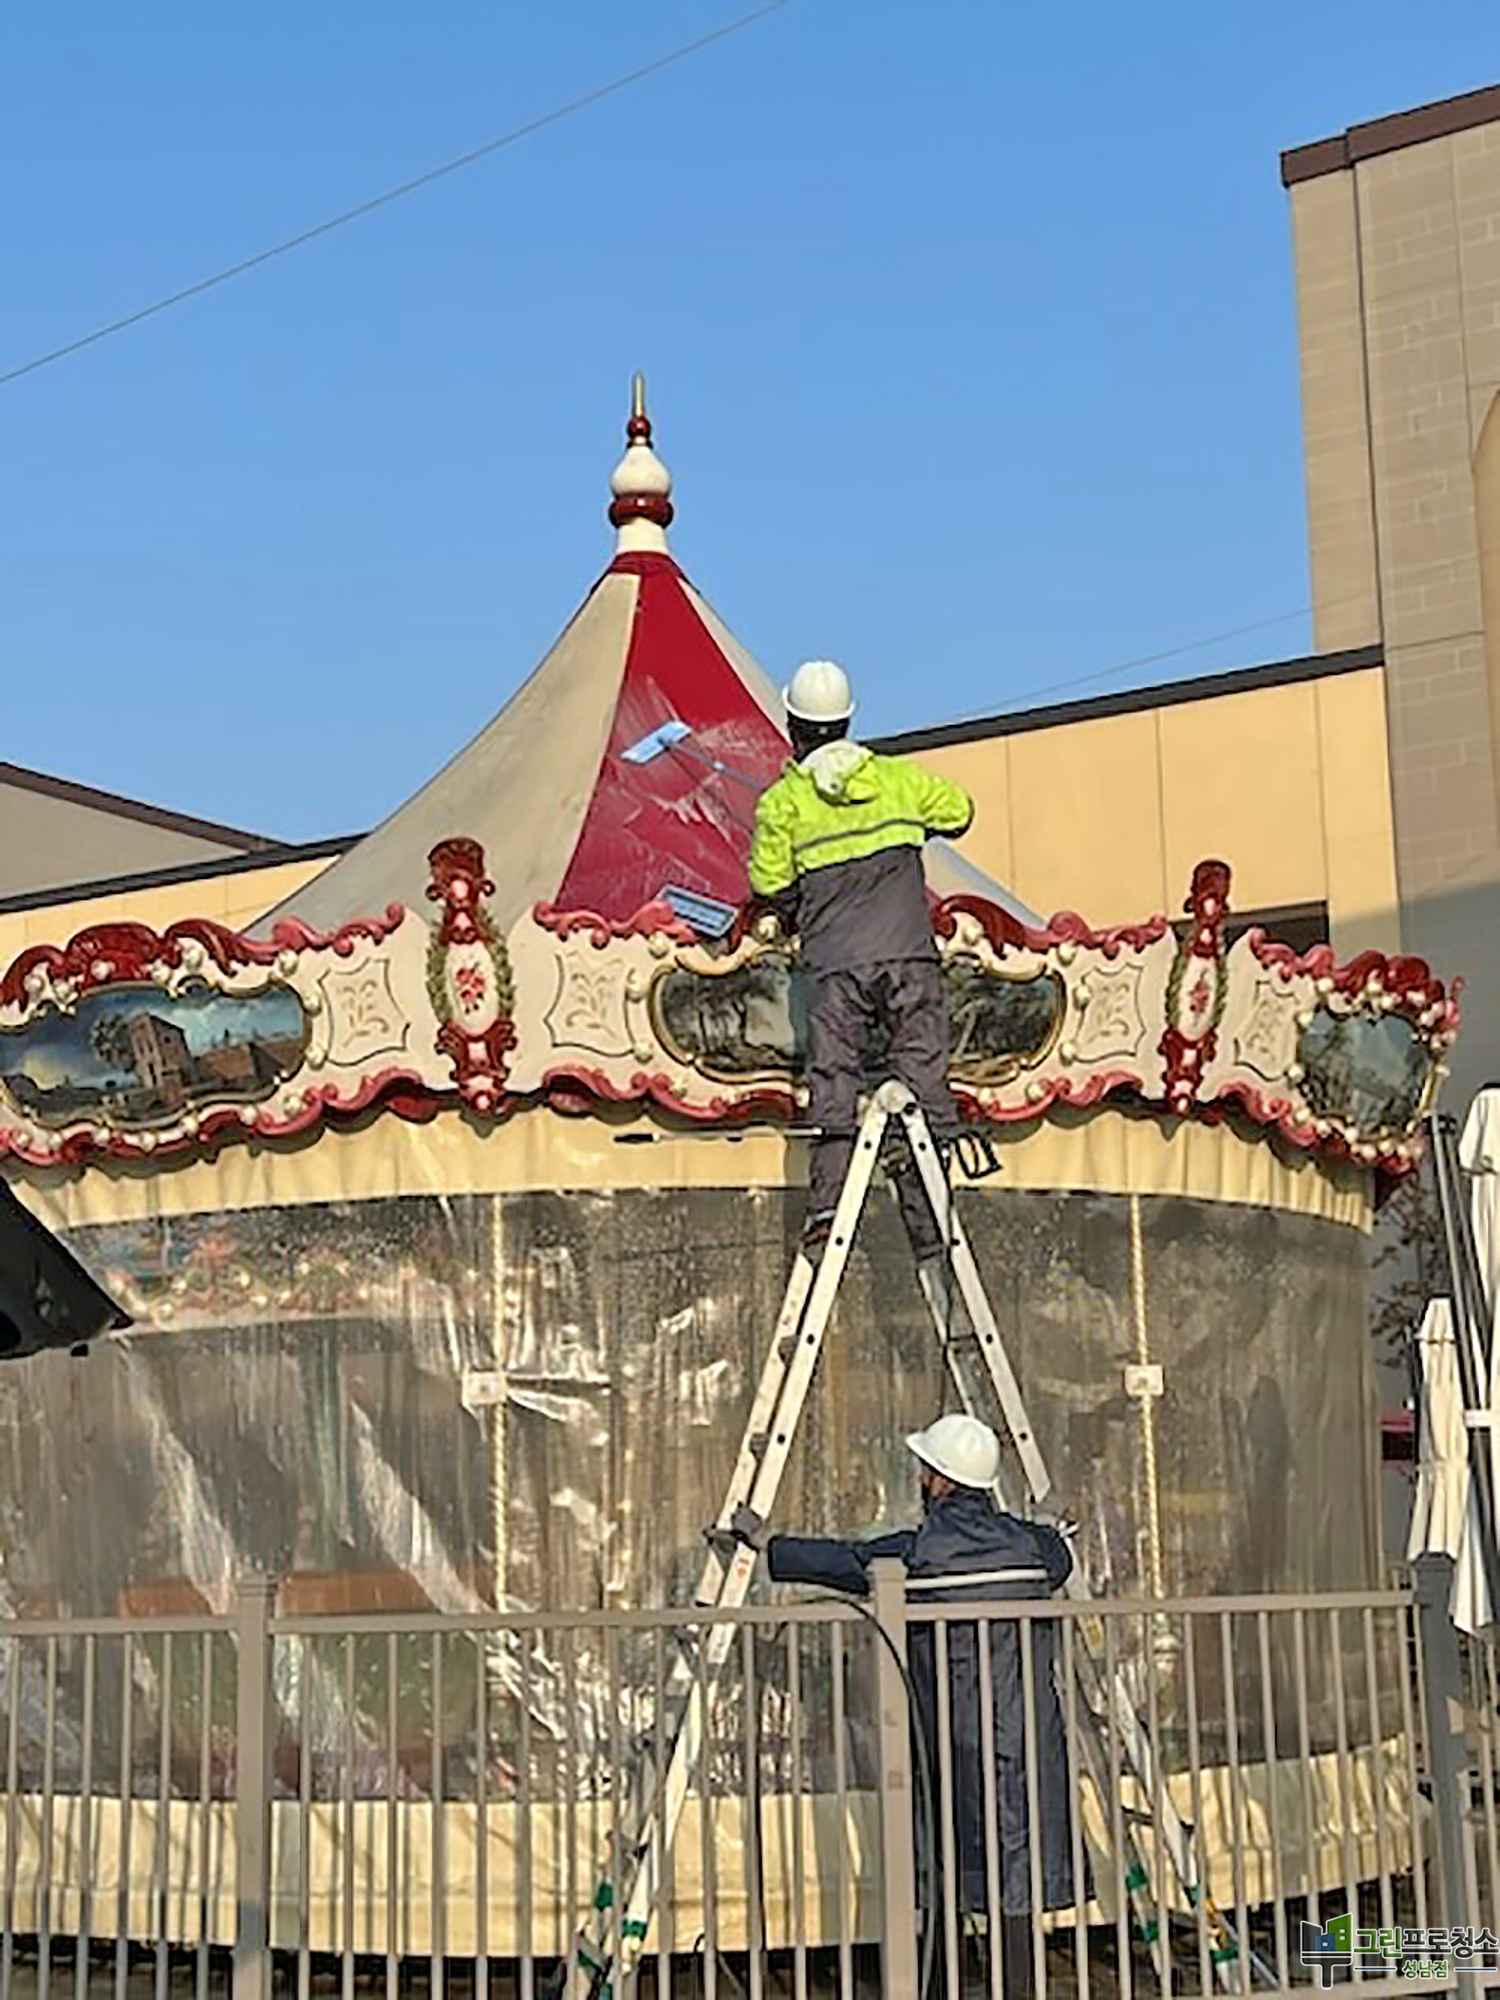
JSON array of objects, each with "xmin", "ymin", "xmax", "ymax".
[
  {"xmin": 944, "ymin": 1144, "xmax": 961, "ymax": 1406},
  {"xmin": 570, "ymin": 1590, "xmax": 940, "ymax": 2000},
  {"xmin": 691, "ymin": 1932, "xmax": 750, "ymax": 1997},
  {"xmin": 717, "ymin": 1615, "xmax": 927, "ymax": 1998}
]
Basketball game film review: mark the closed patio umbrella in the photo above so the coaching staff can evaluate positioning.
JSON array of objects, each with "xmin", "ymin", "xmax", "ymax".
[{"xmin": 0, "ymin": 1181, "xmax": 130, "ymax": 1360}]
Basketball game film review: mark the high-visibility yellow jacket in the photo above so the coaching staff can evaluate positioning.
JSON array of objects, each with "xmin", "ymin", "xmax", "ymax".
[
  {"xmin": 748, "ymin": 742, "xmax": 974, "ymax": 972},
  {"xmin": 749, "ymin": 742, "xmax": 974, "ymax": 893}
]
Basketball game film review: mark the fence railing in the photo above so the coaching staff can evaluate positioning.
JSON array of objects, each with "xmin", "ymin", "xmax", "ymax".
[
  {"xmin": 1453, "ymin": 1599, "xmax": 1500, "ymax": 1953},
  {"xmin": 0, "ymin": 1572, "xmax": 1470, "ymax": 1999}
]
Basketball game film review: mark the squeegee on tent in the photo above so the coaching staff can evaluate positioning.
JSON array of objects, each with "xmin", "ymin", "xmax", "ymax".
[{"xmin": 619, "ymin": 717, "xmax": 764, "ymax": 792}]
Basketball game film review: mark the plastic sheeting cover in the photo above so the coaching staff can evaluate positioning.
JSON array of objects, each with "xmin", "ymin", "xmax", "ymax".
[{"xmin": 0, "ymin": 1183, "xmax": 1383, "ymax": 1799}]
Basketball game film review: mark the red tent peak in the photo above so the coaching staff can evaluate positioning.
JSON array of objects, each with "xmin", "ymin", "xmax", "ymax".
[
  {"xmin": 554, "ymin": 555, "xmax": 790, "ymax": 919},
  {"xmin": 607, "ymin": 549, "xmax": 687, "ymax": 581}
]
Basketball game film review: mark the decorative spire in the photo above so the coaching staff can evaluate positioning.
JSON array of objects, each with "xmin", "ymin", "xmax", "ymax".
[{"xmin": 609, "ymin": 371, "xmax": 674, "ymax": 555}]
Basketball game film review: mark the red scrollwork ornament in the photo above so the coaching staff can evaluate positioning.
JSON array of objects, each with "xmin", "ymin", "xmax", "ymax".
[
  {"xmin": 1159, "ymin": 859, "xmax": 1232, "ymax": 1115},
  {"xmin": 426, "ymin": 839, "xmax": 517, "ymax": 1119}
]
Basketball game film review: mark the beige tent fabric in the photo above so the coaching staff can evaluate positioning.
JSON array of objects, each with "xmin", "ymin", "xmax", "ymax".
[
  {"xmin": 0, "ymin": 1741, "xmax": 1413, "ymax": 1956},
  {"xmin": 253, "ymin": 573, "xmax": 635, "ymax": 939},
  {"xmin": 1407, "ymin": 1299, "xmax": 1494, "ymax": 1632},
  {"xmin": 10, "ymin": 1098, "xmax": 1370, "ymax": 1235}
]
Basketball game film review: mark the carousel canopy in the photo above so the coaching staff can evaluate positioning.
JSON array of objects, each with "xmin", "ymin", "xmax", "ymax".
[
  {"xmin": 0, "ymin": 383, "xmax": 1458, "ymax": 1176},
  {"xmin": 257, "ymin": 377, "xmax": 1038, "ymax": 941}
]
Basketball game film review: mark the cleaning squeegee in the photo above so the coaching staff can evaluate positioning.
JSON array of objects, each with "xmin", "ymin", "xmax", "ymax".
[
  {"xmin": 620, "ymin": 719, "xmax": 692, "ymax": 764},
  {"xmin": 619, "ymin": 716, "xmax": 763, "ymax": 793}
]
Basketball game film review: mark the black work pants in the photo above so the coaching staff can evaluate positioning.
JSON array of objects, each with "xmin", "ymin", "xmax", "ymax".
[{"xmin": 806, "ymin": 957, "xmax": 958, "ymax": 1218}]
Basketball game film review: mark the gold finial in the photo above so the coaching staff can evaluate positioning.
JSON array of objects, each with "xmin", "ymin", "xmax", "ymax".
[
  {"xmin": 624, "ymin": 371, "xmax": 653, "ymax": 449},
  {"xmin": 610, "ymin": 372, "xmax": 673, "ymax": 540}
]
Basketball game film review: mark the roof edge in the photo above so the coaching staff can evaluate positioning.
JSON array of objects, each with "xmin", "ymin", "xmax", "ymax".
[
  {"xmin": 869, "ymin": 644, "xmax": 1383, "ymax": 757},
  {"xmin": 0, "ymin": 760, "xmax": 280, "ymax": 852},
  {"xmin": 0, "ymin": 834, "xmax": 359, "ymax": 920},
  {"xmin": 1281, "ymin": 81, "xmax": 1500, "ymax": 186}
]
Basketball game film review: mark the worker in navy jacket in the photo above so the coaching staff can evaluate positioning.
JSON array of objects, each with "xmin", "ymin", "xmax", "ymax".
[{"xmin": 721, "ymin": 1413, "xmax": 1084, "ymax": 1999}]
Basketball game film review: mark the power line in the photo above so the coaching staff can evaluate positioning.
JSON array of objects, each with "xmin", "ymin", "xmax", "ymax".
[
  {"xmin": 927, "ymin": 588, "xmax": 1383, "ymax": 733},
  {"xmin": 892, "ymin": 580, "xmax": 1384, "ymax": 736},
  {"xmin": 0, "ymin": 1, "xmax": 788, "ymax": 391},
  {"xmin": 970, "ymin": 603, "xmax": 1320, "ymax": 720}
]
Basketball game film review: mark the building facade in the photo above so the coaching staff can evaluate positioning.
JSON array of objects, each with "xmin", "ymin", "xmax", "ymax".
[
  {"xmin": 876, "ymin": 643, "xmax": 1398, "ymax": 959},
  {"xmin": 0, "ymin": 760, "xmax": 281, "ymax": 902},
  {"xmin": 1284, "ymin": 82, "xmax": 1500, "ymax": 1111}
]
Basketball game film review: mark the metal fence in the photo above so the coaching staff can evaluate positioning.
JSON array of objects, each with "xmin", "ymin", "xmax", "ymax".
[
  {"xmin": 1452, "ymin": 1606, "xmax": 1500, "ymax": 1953},
  {"xmin": 0, "ymin": 1572, "xmax": 1470, "ymax": 1999}
]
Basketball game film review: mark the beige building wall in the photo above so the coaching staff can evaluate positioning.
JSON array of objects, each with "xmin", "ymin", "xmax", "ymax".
[
  {"xmin": 1288, "ymin": 174, "xmax": 1383, "ymax": 655},
  {"xmin": 907, "ymin": 664, "xmax": 1401, "ymax": 955},
  {"xmin": 0, "ymin": 855, "xmax": 335, "ymax": 976},
  {"xmin": 1287, "ymin": 103, "xmax": 1500, "ymax": 900}
]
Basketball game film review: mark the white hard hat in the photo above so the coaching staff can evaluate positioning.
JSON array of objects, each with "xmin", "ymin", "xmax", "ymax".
[
  {"xmin": 906, "ymin": 1413, "xmax": 1000, "ymax": 1489},
  {"xmin": 783, "ymin": 659, "xmax": 854, "ymax": 723}
]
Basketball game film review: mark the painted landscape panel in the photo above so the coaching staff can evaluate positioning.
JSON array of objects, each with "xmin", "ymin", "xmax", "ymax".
[
  {"xmin": 0, "ymin": 983, "xmax": 309, "ymax": 1131},
  {"xmin": 652, "ymin": 951, "xmax": 1064, "ymax": 1086},
  {"xmin": 1296, "ymin": 1007, "xmax": 1430, "ymax": 1135}
]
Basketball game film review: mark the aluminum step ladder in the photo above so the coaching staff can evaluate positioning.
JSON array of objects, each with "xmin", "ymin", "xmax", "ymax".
[{"xmin": 555, "ymin": 1080, "xmax": 1272, "ymax": 1996}]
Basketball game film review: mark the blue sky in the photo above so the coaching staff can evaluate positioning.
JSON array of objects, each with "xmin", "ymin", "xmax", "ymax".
[{"xmin": 3, "ymin": 3, "xmax": 1498, "ymax": 842}]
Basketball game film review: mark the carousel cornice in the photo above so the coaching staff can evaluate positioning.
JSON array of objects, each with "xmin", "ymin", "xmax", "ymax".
[{"xmin": 0, "ymin": 839, "xmax": 1457, "ymax": 1180}]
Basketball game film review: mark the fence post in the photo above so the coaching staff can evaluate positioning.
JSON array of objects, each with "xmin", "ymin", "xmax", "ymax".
[
  {"xmin": 1414, "ymin": 1556, "xmax": 1481, "ymax": 1929},
  {"xmin": 233, "ymin": 1573, "xmax": 277, "ymax": 2000},
  {"xmin": 869, "ymin": 1558, "xmax": 920, "ymax": 2000}
]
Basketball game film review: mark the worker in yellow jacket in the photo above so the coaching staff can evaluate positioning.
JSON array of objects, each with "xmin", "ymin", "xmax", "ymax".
[{"xmin": 748, "ymin": 660, "xmax": 976, "ymax": 1258}]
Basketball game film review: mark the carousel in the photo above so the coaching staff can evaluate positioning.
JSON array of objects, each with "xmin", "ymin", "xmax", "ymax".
[{"xmin": 0, "ymin": 383, "xmax": 1457, "ymax": 1957}]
